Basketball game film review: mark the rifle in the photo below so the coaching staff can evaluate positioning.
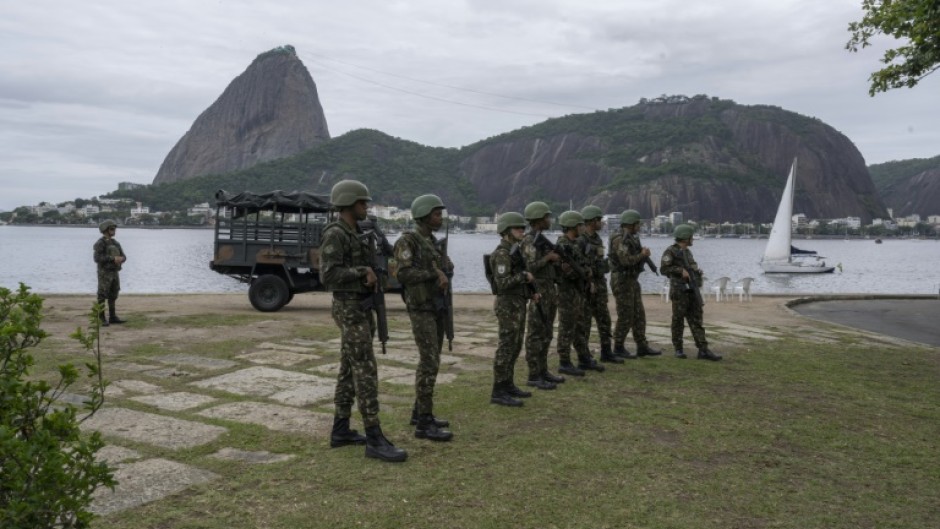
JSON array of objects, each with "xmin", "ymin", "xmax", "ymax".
[
  {"xmin": 435, "ymin": 219, "xmax": 455, "ymax": 351},
  {"xmin": 510, "ymin": 243, "xmax": 548, "ymax": 328},
  {"xmin": 677, "ymin": 248, "xmax": 704, "ymax": 308},
  {"xmin": 533, "ymin": 231, "xmax": 590, "ymax": 291},
  {"xmin": 361, "ymin": 231, "xmax": 389, "ymax": 354}
]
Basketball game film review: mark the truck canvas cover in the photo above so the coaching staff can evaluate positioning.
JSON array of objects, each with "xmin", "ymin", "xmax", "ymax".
[{"xmin": 215, "ymin": 190, "xmax": 332, "ymax": 216}]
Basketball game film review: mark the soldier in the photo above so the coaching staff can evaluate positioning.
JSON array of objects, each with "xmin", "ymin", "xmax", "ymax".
[
  {"xmin": 610, "ymin": 210, "xmax": 663, "ymax": 358},
  {"xmin": 555, "ymin": 211, "xmax": 605, "ymax": 374},
  {"xmin": 320, "ymin": 180, "xmax": 407, "ymax": 462},
  {"xmin": 660, "ymin": 224, "xmax": 722, "ymax": 361},
  {"xmin": 488, "ymin": 212, "xmax": 540, "ymax": 407},
  {"xmin": 579, "ymin": 206, "xmax": 622, "ymax": 364},
  {"xmin": 393, "ymin": 194, "xmax": 454, "ymax": 442},
  {"xmin": 520, "ymin": 201, "xmax": 565, "ymax": 389},
  {"xmin": 93, "ymin": 219, "xmax": 127, "ymax": 327}
]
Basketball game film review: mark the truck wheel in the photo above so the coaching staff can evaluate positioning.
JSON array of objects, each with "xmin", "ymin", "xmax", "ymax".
[{"xmin": 249, "ymin": 275, "xmax": 289, "ymax": 312}]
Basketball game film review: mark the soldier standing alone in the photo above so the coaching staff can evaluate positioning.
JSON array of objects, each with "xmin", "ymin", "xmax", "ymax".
[
  {"xmin": 320, "ymin": 180, "xmax": 407, "ymax": 462},
  {"xmin": 393, "ymin": 194, "xmax": 454, "ymax": 442},
  {"xmin": 93, "ymin": 220, "xmax": 127, "ymax": 327},
  {"xmin": 660, "ymin": 224, "xmax": 721, "ymax": 361},
  {"xmin": 488, "ymin": 212, "xmax": 539, "ymax": 407},
  {"xmin": 610, "ymin": 210, "xmax": 662, "ymax": 358}
]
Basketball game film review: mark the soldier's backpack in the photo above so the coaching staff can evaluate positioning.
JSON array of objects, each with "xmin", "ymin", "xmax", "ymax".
[{"xmin": 482, "ymin": 254, "xmax": 497, "ymax": 295}]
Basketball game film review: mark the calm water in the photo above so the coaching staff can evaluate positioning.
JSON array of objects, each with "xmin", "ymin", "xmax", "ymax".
[{"xmin": 1, "ymin": 226, "xmax": 938, "ymax": 296}]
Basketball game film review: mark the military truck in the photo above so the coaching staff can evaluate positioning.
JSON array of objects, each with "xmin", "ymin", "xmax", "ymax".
[{"xmin": 209, "ymin": 190, "xmax": 396, "ymax": 312}]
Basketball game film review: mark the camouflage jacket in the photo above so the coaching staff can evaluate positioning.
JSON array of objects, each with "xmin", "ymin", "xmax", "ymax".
[
  {"xmin": 521, "ymin": 230, "xmax": 558, "ymax": 283},
  {"xmin": 578, "ymin": 230, "xmax": 609, "ymax": 283},
  {"xmin": 661, "ymin": 244, "xmax": 703, "ymax": 288},
  {"xmin": 489, "ymin": 239, "xmax": 529, "ymax": 297},
  {"xmin": 554, "ymin": 234, "xmax": 591, "ymax": 289},
  {"xmin": 394, "ymin": 228, "xmax": 446, "ymax": 311},
  {"xmin": 93, "ymin": 236, "xmax": 125, "ymax": 272},
  {"xmin": 610, "ymin": 230, "xmax": 647, "ymax": 279},
  {"xmin": 319, "ymin": 220, "xmax": 374, "ymax": 293}
]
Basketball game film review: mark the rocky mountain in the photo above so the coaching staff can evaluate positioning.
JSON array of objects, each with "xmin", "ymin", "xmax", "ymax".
[
  {"xmin": 153, "ymin": 45, "xmax": 330, "ymax": 185},
  {"xmin": 868, "ymin": 155, "xmax": 940, "ymax": 218}
]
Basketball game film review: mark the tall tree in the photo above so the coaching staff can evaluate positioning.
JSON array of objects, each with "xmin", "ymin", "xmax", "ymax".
[{"xmin": 846, "ymin": 0, "xmax": 940, "ymax": 95}]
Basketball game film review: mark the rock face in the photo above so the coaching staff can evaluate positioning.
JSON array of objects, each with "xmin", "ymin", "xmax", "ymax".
[
  {"xmin": 458, "ymin": 97, "xmax": 888, "ymax": 222},
  {"xmin": 153, "ymin": 46, "xmax": 329, "ymax": 185},
  {"xmin": 881, "ymin": 168, "xmax": 940, "ymax": 217}
]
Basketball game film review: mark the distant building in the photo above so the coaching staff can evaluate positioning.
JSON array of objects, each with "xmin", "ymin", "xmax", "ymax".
[
  {"xmin": 187, "ymin": 202, "xmax": 211, "ymax": 217},
  {"xmin": 669, "ymin": 211, "xmax": 683, "ymax": 225},
  {"xmin": 928, "ymin": 215, "xmax": 940, "ymax": 225},
  {"xmin": 118, "ymin": 182, "xmax": 146, "ymax": 191},
  {"xmin": 131, "ymin": 202, "xmax": 151, "ymax": 217}
]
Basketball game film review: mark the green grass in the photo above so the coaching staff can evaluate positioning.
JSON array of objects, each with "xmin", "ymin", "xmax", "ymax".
[{"xmin": 86, "ymin": 331, "xmax": 939, "ymax": 529}]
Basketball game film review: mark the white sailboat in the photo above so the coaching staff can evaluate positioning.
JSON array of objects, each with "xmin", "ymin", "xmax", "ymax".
[{"xmin": 760, "ymin": 158, "xmax": 834, "ymax": 274}]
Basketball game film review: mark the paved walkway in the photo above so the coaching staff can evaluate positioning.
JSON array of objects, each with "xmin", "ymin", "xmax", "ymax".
[{"xmin": 791, "ymin": 298, "xmax": 940, "ymax": 347}]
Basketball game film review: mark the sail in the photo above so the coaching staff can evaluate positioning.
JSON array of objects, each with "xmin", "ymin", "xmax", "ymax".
[{"xmin": 763, "ymin": 159, "xmax": 797, "ymax": 262}]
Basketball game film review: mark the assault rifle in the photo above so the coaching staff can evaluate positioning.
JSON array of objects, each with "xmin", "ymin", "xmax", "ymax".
[
  {"xmin": 435, "ymin": 220, "xmax": 455, "ymax": 351},
  {"xmin": 510, "ymin": 243, "xmax": 548, "ymax": 328},
  {"xmin": 533, "ymin": 231, "xmax": 590, "ymax": 291},
  {"xmin": 361, "ymin": 231, "xmax": 389, "ymax": 354},
  {"xmin": 678, "ymin": 249, "xmax": 704, "ymax": 308}
]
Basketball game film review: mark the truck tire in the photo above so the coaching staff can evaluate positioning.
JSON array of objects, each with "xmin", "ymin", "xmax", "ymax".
[{"xmin": 248, "ymin": 274, "xmax": 290, "ymax": 312}]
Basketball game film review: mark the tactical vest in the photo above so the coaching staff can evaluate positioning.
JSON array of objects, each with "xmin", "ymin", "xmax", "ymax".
[
  {"xmin": 321, "ymin": 221, "xmax": 374, "ymax": 293},
  {"xmin": 396, "ymin": 230, "xmax": 443, "ymax": 307}
]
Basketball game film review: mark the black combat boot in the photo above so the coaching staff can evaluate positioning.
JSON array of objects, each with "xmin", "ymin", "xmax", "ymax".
[
  {"xmin": 491, "ymin": 383, "xmax": 525, "ymax": 407},
  {"xmin": 365, "ymin": 425, "xmax": 407, "ymax": 462},
  {"xmin": 697, "ymin": 348, "xmax": 723, "ymax": 361},
  {"xmin": 98, "ymin": 309, "xmax": 109, "ymax": 327},
  {"xmin": 675, "ymin": 349, "xmax": 687, "ymax": 359},
  {"xmin": 409, "ymin": 404, "xmax": 449, "ymax": 427},
  {"xmin": 506, "ymin": 384, "xmax": 532, "ymax": 398},
  {"xmin": 542, "ymin": 370, "xmax": 565, "ymax": 384},
  {"xmin": 599, "ymin": 343, "xmax": 624, "ymax": 364},
  {"xmin": 558, "ymin": 362, "xmax": 585, "ymax": 377},
  {"xmin": 577, "ymin": 356, "xmax": 606, "ymax": 372},
  {"xmin": 329, "ymin": 416, "xmax": 367, "ymax": 448},
  {"xmin": 525, "ymin": 376, "xmax": 557, "ymax": 390},
  {"xmin": 613, "ymin": 343, "xmax": 635, "ymax": 359},
  {"xmin": 107, "ymin": 300, "xmax": 125, "ymax": 324},
  {"xmin": 415, "ymin": 415, "xmax": 454, "ymax": 442},
  {"xmin": 637, "ymin": 344, "xmax": 661, "ymax": 357}
]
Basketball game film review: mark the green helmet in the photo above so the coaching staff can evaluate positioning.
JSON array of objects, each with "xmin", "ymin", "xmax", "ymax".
[
  {"xmin": 497, "ymin": 212, "xmax": 526, "ymax": 234},
  {"xmin": 620, "ymin": 209, "xmax": 641, "ymax": 225},
  {"xmin": 330, "ymin": 179, "xmax": 372, "ymax": 208},
  {"xmin": 674, "ymin": 223, "xmax": 695, "ymax": 241},
  {"xmin": 411, "ymin": 194, "xmax": 445, "ymax": 220},
  {"xmin": 558, "ymin": 210, "xmax": 584, "ymax": 229},
  {"xmin": 98, "ymin": 219, "xmax": 117, "ymax": 233},
  {"xmin": 581, "ymin": 205, "xmax": 603, "ymax": 221},
  {"xmin": 524, "ymin": 201, "xmax": 551, "ymax": 221}
]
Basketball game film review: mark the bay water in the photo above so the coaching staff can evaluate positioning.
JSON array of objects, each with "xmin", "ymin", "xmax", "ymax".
[{"xmin": 1, "ymin": 226, "xmax": 938, "ymax": 297}]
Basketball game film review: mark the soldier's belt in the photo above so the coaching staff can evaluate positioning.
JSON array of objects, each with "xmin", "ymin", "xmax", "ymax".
[{"xmin": 332, "ymin": 291, "xmax": 371, "ymax": 301}]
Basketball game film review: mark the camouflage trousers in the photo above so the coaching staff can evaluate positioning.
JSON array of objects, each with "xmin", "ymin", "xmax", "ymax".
[
  {"xmin": 493, "ymin": 295, "xmax": 527, "ymax": 387},
  {"xmin": 331, "ymin": 299, "xmax": 381, "ymax": 428},
  {"xmin": 96, "ymin": 269, "xmax": 120, "ymax": 303},
  {"xmin": 612, "ymin": 276, "xmax": 649, "ymax": 347},
  {"xmin": 670, "ymin": 289, "xmax": 708, "ymax": 350},
  {"xmin": 407, "ymin": 309, "xmax": 445, "ymax": 416},
  {"xmin": 583, "ymin": 281, "xmax": 612, "ymax": 348},
  {"xmin": 556, "ymin": 285, "xmax": 591, "ymax": 364},
  {"xmin": 524, "ymin": 280, "xmax": 557, "ymax": 378}
]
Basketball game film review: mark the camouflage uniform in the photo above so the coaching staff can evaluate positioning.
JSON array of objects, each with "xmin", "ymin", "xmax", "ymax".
[
  {"xmin": 579, "ymin": 230, "xmax": 612, "ymax": 350},
  {"xmin": 320, "ymin": 220, "xmax": 382, "ymax": 428},
  {"xmin": 93, "ymin": 235, "xmax": 125, "ymax": 303},
  {"xmin": 554, "ymin": 235, "xmax": 594, "ymax": 366},
  {"xmin": 521, "ymin": 230, "xmax": 558, "ymax": 379},
  {"xmin": 610, "ymin": 230, "xmax": 651, "ymax": 348},
  {"xmin": 393, "ymin": 227, "xmax": 447, "ymax": 418},
  {"xmin": 489, "ymin": 240, "xmax": 529, "ymax": 388},
  {"xmin": 661, "ymin": 244, "xmax": 708, "ymax": 350}
]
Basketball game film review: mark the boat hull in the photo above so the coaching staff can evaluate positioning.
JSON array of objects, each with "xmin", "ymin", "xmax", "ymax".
[{"xmin": 761, "ymin": 262, "xmax": 835, "ymax": 274}]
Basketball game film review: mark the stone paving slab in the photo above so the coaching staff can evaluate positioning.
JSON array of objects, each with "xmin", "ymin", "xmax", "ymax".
[
  {"xmin": 109, "ymin": 361, "xmax": 163, "ymax": 373},
  {"xmin": 142, "ymin": 367, "xmax": 196, "ymax": 378},
  {"xmin": 711, "ymin": 321, "xmax": 784, "ymax": 337},
  {"xmin": 153, "ymin": 354, "xmax": 240, "ymax": 370},
  {"xmin": 257, "ymin": 342, "xmax": 316, "ymax": 354},
  {"xmin": 191, "ymin": 366, "xmax": 326, "ymax": 397},
  {"xmin": 91, "ymin": 458, "xmax": 218, "ymax": 515},
  {"xmin": 237, "ymin": 350, "xmax": 318, "ymax": 366},
  {"xmin": 269, "ymin": 379, "xmax": 336, "ymax": 407},
  {"xmin": 210, "ymin": 447, "xmax": 296, "ymax": 464},
  {"xmin": 197, "ymin": 402, "xmax": 333, "ymax": 436},
  {"xmin": 131, "ymin": 391, "xmax": 219, "ymax": 411},
  {"xmin": 111, "ymin": 379, "xmax": 165, "ymax": 395},
  {"xmin": 96, "ymin": 445, "xmax": 142, "ymax": 465},
  {"xmin": 83, "ymin": 408, "xmax": 227, "ymax": 449}
]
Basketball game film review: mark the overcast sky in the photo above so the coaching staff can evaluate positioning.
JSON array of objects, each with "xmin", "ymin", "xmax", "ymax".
[{"xmin": 1, "ymin": 0, "xmax": 938, "ymax": 211}]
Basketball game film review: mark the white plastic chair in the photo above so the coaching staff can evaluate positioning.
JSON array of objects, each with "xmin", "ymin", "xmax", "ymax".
[
  {"xmin": 711, "ymin": 277, "xmax": 731, "ymax": 302},
  {"xmin": 732, "ymin": 277, "xmax": 754, "ymax": 302},
  {"xmin": 661, "ymin": 279, "xmax": 670, "ymax": 303}
]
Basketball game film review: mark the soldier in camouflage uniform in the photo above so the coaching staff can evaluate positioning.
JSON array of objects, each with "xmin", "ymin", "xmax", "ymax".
[
  {"xmin": 660, "ymin": 224, "xmax": 722, "ymax": 361},
  {"xmin": 93, "ymin": 220, "xmax": 127, "ymax": 327},
  {"xmin": 393, "ymin": 195, "xmax": 454, "ymax": 442},
  {"xmin": 521, "ymin": 202, "xmax": 565, "ymax": 390},
  {"xmin": 555, "ymin": 211, "xmax": 605, "ymax": 374},
  {"xmin": 320, "ymin": 180, "xmax": 407, "ymax": 462},
  {"xmin": 488, "ymin": 212, "xmax": 539, "ymax": 407},
  {"xmin": 579, "ymin": 206, "xmax": 622, "ymax": 364},
  {"xmin": 610, "ymin": 210, "xmax": 663, "ymax": 358}
]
